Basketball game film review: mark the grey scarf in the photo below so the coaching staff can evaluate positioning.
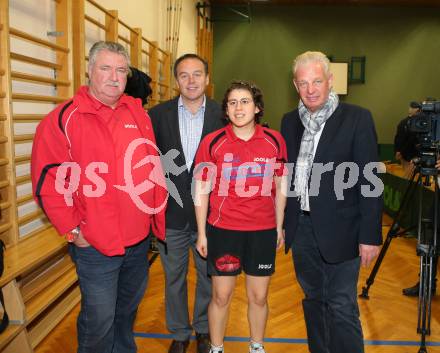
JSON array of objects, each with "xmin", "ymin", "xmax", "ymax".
[{"xmin": 294, "ymin": 91, "xmax": 339, "ymax": 209}]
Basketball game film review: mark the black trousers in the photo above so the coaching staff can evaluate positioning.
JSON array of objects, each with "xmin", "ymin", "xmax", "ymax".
[{"xmin": 292, "ymin": 214, "xmax": 364, "ymax": 353}]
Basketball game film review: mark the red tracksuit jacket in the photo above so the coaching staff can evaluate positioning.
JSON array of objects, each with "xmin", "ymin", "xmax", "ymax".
[{"xmin": 31, "ymin": 86, "xmax": 167, "ymax": 255}]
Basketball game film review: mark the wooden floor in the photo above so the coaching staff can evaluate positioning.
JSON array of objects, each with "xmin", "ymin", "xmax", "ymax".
[{"xmin": 36, "ymin": 218, "xmax": 440, "ymax": 353}]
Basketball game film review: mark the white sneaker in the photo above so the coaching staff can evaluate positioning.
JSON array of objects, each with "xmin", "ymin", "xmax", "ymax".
[
  {"xmin": 209, "ymin": 344, "xmax": 224, "ymax": 353},
  {"xmin": 249, "ymin": 342, "xmax": 266, "ymax": 353}
]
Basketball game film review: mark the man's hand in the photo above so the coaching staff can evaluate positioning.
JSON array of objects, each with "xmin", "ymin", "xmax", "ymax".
[
  {"xmin": 359, "ymin": 244, "xmax": 380, "ymax": 267},
  {"xmin": 74, "ymin": 231, "xmax": 90, "ymax": 248},
  {"xmin": 436, "ymin": 157, "xmax": 440, "ymax": 170}
]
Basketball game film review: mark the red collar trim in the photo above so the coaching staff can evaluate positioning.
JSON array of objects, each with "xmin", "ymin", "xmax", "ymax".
[{"xmin": 225, "ymin": 123, "xmax": 264, "ymax": 142}]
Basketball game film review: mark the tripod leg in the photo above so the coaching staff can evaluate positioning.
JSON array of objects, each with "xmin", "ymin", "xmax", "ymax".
[
  {"xmin": 417, "ymin": 253, "xmax": 431, "ymax": 353},
  {"xmin": 359, "ymin": 230, "xmax": 393, "ymax": 299},
  {"xmin": 418, "ymin": 345, "xmax": 428, "ymax": 353},
  {"xmin": 360, "ymin": 170, "xmax": 421, "ymax": 299},
  {"xmin": 417, "ymin": 174, "xmax": 439, "ymax": 353}
]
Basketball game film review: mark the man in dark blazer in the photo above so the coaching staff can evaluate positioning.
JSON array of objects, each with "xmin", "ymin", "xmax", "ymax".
[
  {"xmin": 149, "ymin": 54, "xmax": 223, "ymax": 353},
  {"xmin": 280, "ymin": 51, "xmax": 383, "ymax": 353}
]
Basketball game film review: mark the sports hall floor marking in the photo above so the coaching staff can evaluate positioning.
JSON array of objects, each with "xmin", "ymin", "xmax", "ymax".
[{"xmin": 133, "ymin": 332, "xmax": 440, "ymax": 346}]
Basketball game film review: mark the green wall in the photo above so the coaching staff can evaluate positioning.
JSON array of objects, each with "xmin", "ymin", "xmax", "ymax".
[{"xmin": 212, "ymin": 5, "xmax": 440, "ymax": 143}]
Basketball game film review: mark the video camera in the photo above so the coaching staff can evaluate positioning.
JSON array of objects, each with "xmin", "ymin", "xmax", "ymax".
[{"xmin": 407, "ymin": 101, "xmax": 440, "ymax": 172}]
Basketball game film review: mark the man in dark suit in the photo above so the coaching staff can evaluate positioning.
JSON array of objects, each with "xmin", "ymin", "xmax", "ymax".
[
  {"xmin": 280, "ymin": 51, "xmax": 383, "ymax": 353},
  {"xmin": 394, "ymin": 101, "xmax": 421, "ymax": 164},
  {"xmin": 149, "ymin": 54, "xmax": 223, "ymax": 353}
]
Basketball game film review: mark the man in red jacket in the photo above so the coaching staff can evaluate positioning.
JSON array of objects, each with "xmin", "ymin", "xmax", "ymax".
[{"xmin": 31, "ymin": 41, "xmax": 167, "ymax": 353}]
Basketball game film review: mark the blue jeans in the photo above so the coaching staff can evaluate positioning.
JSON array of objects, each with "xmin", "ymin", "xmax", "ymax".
[
  {"xmin": 69, "ymin": 237, "xmax": 150, "ymax": 353},
  {"xmin": 292, "ymin": 214, "xmax": 364, "ymax": 353}
]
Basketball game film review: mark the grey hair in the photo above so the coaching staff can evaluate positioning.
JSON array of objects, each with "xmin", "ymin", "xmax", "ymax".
[
  {"xmin": 88, "ymin": 41, "xmax": 130, "ymax": 70},
  {"xmin": 292, "ymin": 51, "xmax": 330, "ymax": 79}
]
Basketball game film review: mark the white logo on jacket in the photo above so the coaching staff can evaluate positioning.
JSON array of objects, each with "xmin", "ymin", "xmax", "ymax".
[{"xmin": 254, "ymin": 157, "xmax": 271, "ymax": 163}]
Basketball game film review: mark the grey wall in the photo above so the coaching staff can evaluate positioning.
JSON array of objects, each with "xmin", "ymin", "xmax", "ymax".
[{"xmin": 212, "ymin": 5, "xmax": 440, "ymax": 143}]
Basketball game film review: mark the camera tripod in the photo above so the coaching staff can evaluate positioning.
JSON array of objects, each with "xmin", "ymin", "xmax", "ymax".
[{"xmin": 359, "ymin": 162, "xmax": 439, "ymax": 352}]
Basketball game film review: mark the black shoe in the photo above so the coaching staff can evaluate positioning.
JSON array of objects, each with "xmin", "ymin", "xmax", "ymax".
[
  {"xmin": 402, "ymin": 282, "xmax": 437, "ymax": 297},
  {"xmin": 168, "ymin": 340, "xmax": 190, "ymax": 353},
  {"xmin": 196, "ymin": 333, "xmax": 210, "ymax": 353}
]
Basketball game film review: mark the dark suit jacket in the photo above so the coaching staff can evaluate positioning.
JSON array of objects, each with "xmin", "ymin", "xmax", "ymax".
[
  {"xmin": 394, "ymin": 116, "xmax": 418, "ymax": 161},
  {"xmin": 281, "ymin": 103, "xmax": 383, "ymax": 263},
  {"xmin": 149, "ymin": 97, "xmax": 224, "ymax": 231}
]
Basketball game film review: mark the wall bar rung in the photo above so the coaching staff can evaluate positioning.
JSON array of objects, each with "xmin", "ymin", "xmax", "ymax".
[
  {"xmin": 9, "ymin": 27, "xmax": 69, "ymax": 53},
  {"xmin": 13, "ymin": 114, "xmax": 46, "ymax": 122},
  {"xmin": 142, "ymin": 36, "xmax": 156, "ymax": 47},
  {"xmin": 16, "ymin": 174, "xmax": 31, "ymax": 185},
  {"xmin": 17, "ymin": 194, "xmax": 34, "ymax": 205},
  {"xmin": 14, "ymin": 134, "xmax": 34, "ymax": 143},
  {"xmin": 85, "ymin": 15, "xmax": 107, "ymax": 31},
  {"xmin": 10, "ymin": 52, "xmax": 62, "ymax": 70},
  {"xmin": 0, "ymin": 222, "xmax": 12, "ymax": 234},
  {"xmin": 11, "ymin": 71, "xmax": 70, "ymax": 86},
  {"xmin": 0, "ymin": 201, "xmax": 11, "ymax": 211},
  {"xmin": 18, "ymin": 209, "xmax": 45, "ymax": 226},
  {"xmin": 118, "ymin": 19, "xmax": 137, "ymax": 34},
  {"xmin": 87, "ymin": 0, "xmax": 116, "ymax": 18},
  {"xmin": 118, "ymin": 35, "xmax": 130, "ymax": 44},
  {"xmin": 12, "ymin": 93, "xmax": 67, "ymax": 103},
  {"xmin": 15, "ymin": 155, "xmax": 31, "ymax": 164}
]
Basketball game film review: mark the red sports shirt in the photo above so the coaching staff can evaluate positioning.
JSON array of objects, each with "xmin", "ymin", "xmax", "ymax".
[{"xmin": 194, "ymin": 124, "xmax": 287, "ymax": 231}]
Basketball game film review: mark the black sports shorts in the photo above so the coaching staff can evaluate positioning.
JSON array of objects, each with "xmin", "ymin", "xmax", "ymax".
[{"xmin": 206, "ymin": 225, "xmax": 277, "ymax": 277}]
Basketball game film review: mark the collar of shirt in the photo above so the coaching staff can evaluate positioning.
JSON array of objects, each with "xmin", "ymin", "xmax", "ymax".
[
  {"xmin": 225, "ymin": 123, "xmax": 265, "ymax": 142},
  {"xmin": 75, "ymin": 86, "xmax": 130, "ymax": 114},
  {"xmin": 178, "ymin": 95, "xmax": 206, "ymax": 115}
]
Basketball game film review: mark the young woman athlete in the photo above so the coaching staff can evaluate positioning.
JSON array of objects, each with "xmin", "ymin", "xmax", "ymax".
[{"xmin": 194, "ymin": 80, "xmax": 287, "ymax": 353}]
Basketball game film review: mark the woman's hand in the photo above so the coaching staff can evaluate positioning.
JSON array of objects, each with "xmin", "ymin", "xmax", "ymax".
[
  {"xmin": 276, "ymin": 228, "xmax": 285, "ymax": 250},
  {"xmin": 196, "ymin": 234, "xmax": 208, "ymax": 258}
]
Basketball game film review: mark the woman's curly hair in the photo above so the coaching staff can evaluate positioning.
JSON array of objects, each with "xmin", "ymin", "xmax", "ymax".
[{"xmin": 221, "ymin": 80, "xmax": 264, "ymax": 123}]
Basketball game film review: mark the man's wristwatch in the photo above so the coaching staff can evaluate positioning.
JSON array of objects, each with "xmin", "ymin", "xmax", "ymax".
[{"xmin": 65, "ymin": 226, "xmax": 80, "ymax": 243}]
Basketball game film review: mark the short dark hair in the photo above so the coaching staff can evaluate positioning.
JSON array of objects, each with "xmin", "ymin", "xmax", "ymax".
[
  {"xmin": 409, "ymin": 101, "xmax": 421, "ymax": 109},
  {"xmin": 173, "ymin": 54, "xmax": 208, "ymax": 78},
  {"xmin": 221, "ymin": 80, "xmax": 264, "ymax": 123}
]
